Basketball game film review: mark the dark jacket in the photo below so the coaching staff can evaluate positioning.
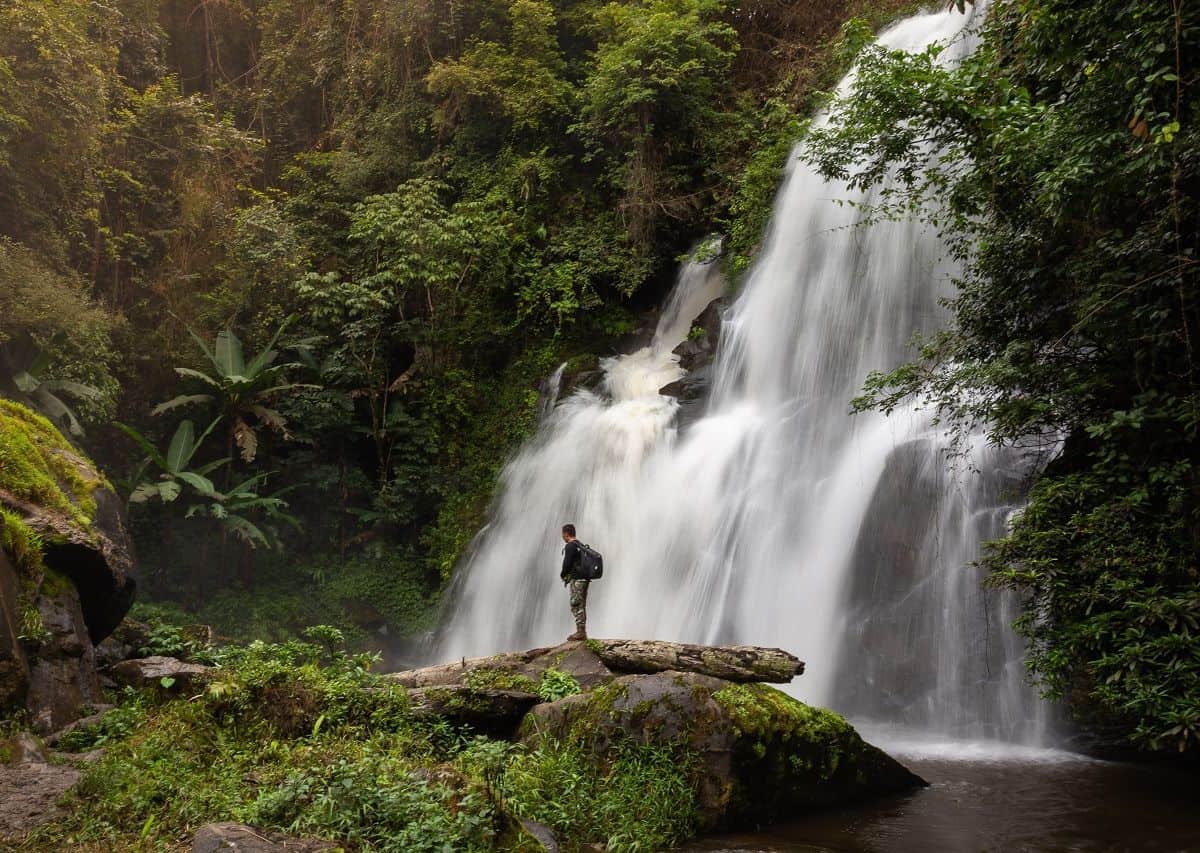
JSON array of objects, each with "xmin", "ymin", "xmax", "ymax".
[{"xmin": 561, "ymin": 539, "xmax": 582, "ymax": 582}]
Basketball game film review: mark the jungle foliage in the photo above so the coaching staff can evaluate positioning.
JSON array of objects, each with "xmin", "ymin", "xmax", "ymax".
[
  {"xmin": 0, "ymin": 0, "xmax": 916, "ymax": 636},
  {"xmin": 23, "ymin": 632, "xmax": 699, "ymax": 852},
  {"xmin": 808, "ymin": 0, "xmax": 1200, "ymax": 752}
]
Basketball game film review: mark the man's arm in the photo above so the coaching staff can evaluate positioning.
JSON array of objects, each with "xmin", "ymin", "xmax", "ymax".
[{"xmin": 561, "ymin": 541, "xmax": 579, "ymax": 580}]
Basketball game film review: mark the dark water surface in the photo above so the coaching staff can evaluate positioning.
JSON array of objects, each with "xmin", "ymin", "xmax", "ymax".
[{"xmin": 683, "ymin": 739, "xmax": 1200, "ymax": 853}]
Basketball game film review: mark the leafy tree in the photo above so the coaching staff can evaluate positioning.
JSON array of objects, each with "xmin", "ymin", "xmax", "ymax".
[{"xmin": 576, "ymin": 0, "xmax": 739, "ymax": 243}]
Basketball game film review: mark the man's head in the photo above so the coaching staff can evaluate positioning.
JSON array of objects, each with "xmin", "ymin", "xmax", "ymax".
[{"xmin": 561, "ymin": 523, "xmax": 576, "ymax": 542}]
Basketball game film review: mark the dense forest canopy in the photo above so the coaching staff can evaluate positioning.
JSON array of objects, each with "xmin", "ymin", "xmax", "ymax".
[{"xmin": 0, "ymin": 0, "xmax": 914, "ymax": 636}]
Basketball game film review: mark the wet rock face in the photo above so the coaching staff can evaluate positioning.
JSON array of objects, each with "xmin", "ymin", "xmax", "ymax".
[
  {"xmin": 24, "ymin": 573, "xmax": 103, "ymax": 733},
  {"xmin": 662, "ymin": 297, "xmax": 727, "ymax": 431},
  {"xmin": 0, "ymin": 550, "xmax": 30, "ymax": 713}
]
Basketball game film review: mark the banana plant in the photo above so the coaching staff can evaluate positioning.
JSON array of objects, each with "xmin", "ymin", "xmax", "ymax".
[
  {"xmin": 3, "ymin": 346, "xmax": 102, "ymax": 437},
  {"xmin": 116, "ymin": 418, "xmax": 228, "ymax": 504},
  {"xmin": 153, "ymin": 318, "xmax": 316, "ymax": 463},
  {"xmin": 184, "ymin": 472, "xmax": 301, "ymax": 550}
]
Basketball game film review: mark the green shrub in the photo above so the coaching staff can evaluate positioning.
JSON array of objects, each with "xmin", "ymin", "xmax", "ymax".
[
  {"xmin": 248, "ymin": 750, "xmax": 496, "ymax": 851},
  {"xmin": 536, "ymin": 669, "xmax": 581, "ymax": 702},
  {"xmin": 498, "ymin": 738, "xmax": 697, "ymax": 853}
]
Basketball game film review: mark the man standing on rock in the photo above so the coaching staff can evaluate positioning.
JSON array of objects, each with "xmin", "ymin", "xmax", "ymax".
[{"xmin": 560, "ymin": 523, "xmax": 588, "ymax": 641}]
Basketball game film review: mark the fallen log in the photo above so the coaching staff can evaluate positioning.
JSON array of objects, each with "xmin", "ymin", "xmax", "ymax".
[
  {"xmin": 590, "ymin": 639, "xmax": 803, "ymax": 683},
  {"xmin": 385, "ymin": 648, "xmax": 549, "ymax": 689}
]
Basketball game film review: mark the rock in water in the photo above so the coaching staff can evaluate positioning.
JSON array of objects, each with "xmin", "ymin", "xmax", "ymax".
[
  {"xmin": 0, "ymin": 400, "xmax": 136, "ymax": 731},
  {"xmin": 521, "ymin": 671, "xmax": 925, "ymax": 831}
]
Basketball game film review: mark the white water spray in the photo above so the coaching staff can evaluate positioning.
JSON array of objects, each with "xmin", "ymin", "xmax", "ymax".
[{"xmin": 436, "ymin": 3, "xmax": 1050, "ymax": 745}]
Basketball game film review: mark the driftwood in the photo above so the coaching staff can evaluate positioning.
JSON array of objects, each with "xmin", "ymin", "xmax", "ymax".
[{"xmin": 590, "ymin": 639, "xmax": 804, "ymax": 683}]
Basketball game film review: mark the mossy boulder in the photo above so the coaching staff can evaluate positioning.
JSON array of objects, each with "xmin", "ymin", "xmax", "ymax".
[
  {"xmin": 0, "ymin": 400, "xmax": 135, "ymax": 643},
  {"xmin": 521, "ymin": 671, "xmax": 924, "ymax": 831},
  {"xmin": 0, "ymin": 400, "xmax": 135, "ymax": 730}
]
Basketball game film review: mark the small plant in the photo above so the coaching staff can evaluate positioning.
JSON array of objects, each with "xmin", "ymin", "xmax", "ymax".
[
  {"xmin": 302, "ymin": 624, "xmax": 348, "ymax": 662},
  {"xmin": 17, "ymin": 603, "xmax": 51, "ymax": 645},
  {"xmin": 536, "ymin": 669, "xmax": 581, "ymax": 702},
  {"xmin": 56, "ymin": 693, "xmax": 148, "ymax": 752}
]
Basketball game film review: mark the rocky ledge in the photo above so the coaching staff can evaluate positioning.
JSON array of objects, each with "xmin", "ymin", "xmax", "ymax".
[{"xmin": 388, "ymin": 638, "xmax": 924, "ymax": 832}]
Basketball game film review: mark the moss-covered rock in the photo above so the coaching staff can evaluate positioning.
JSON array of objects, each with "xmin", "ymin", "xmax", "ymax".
[
  {"xmin": 0, "ymin": 399, "xmax": 134, "ymax": 643},
  {"xmin": 0, "ymin": 399, "xmax": 135, "ymax": 731},
  {"xmin": 0, "ymin": 399, "xmax": 100, "ymax": 530},
  {"xmin": 713, "ymin": 682, "xmax": 925, "ymax": 821},
  {"xmin": 521, "ymin": 671, "xmax": 925, "ymax": 831}
]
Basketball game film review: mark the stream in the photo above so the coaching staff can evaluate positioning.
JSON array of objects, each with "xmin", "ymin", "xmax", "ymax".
[{"xmin": 687, "ymin": 739, "xmax": 1200, "ymax": 852}]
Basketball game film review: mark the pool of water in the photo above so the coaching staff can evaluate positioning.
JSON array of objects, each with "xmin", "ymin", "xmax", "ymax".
[{"xmin": 683, "ymin": 734, "xmax": 1200, "ymax": 852}]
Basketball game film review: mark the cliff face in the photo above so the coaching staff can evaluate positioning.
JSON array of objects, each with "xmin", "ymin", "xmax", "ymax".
[{"xmin": 0, "ymin": 400, "xmax": 135, "ymax": 731}]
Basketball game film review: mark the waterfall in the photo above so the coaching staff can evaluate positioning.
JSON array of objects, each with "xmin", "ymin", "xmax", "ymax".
[{"xmin": 436, "ymin": 2, "xmax": 1051, "ymax": 745}]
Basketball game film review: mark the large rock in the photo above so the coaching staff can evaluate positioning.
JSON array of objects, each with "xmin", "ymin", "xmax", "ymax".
[
  {"xmin": 522, "ymin": 671, "xmax": 925, "ymax": 831},
  {"xmin": 0, "ymin": 729, "xmax": 82, "ymax": 842},
  {"xmin": 111, "ymin": 655, "xmax": 211, "ymax": 691},
  {"xmin": 191, "ymin": 822, "xmax": 338, "ymax": 852},
  {"xmin": 0, "ymin": 400, "xmax": 136, "ymax": 730}
]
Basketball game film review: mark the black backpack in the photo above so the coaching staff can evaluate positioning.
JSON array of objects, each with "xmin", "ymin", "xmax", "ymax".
[{"xmin": 575, "ymin": 542, "xmax": 604, "ymax": 580}]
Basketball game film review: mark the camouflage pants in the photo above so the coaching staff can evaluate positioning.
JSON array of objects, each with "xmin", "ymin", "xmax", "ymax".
[{"xmin": 569, "ymin": 579, "xmax": 589, "ymax": 633}]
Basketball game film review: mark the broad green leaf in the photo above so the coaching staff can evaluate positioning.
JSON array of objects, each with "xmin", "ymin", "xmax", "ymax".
[
  {"xmin": 214, "ymin": 329, "xmax": 245, "ymax": 378},
  {"xmin": 176, "ymin": 471, "xmax": 219, "ymax": 498},
  {"xmin": 194, "ymin": 456, "xmax": 232, "ymax": 476},
  {"xmin": 152, "ymin": 394, "xmax": 214, "ymax": 417},
  {"xmin": 173, "ymin": 368, "xmax": 222, "ymax": 389},
  {"xmin": 115, "ymin": 422, "xmax": 169, "ymax": 471},
  {"xmin": 166, "ymin": 421, "xmax": 196, "ymax": 474},
  {"xmin": 40, "ymin": 379, "xmax": 102, "ymax": 400},
  {"xmin": 244, "ymin": 315, "xmax": 294, "ymax": 378},
  {"xmin": 129, "ymin": 482, "xmax": 160, "ymax": 503}
]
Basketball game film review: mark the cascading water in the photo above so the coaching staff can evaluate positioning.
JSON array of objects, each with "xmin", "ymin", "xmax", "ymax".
[{"xmin": 436, "ymin": 2, "xmax": 1051, "ymax": 745}]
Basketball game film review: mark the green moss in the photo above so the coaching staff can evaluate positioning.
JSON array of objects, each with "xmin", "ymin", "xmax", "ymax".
[
  {"xmin": 710, "ymin": 686, "xmax": 854, "ymax": 772},
  {"xmin": 712, "ymin": 683, "xmax": 874, "ymax": 822},
  {"xmin": 462, "ymin": 667, "xmax": 538, "ymax": 693},
  {"xmin": 0, "ymin": 399, "xmax": 99, "ymax": 530},
  {"xmin": 1, "ymin": 508, "xmax": 44, "ymax": 575}
]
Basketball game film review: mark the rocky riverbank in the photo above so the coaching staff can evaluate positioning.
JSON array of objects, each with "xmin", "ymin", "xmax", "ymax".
[{"xmin": 1, "ymin": 632, "xmax": 925, "ymax": 850}]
